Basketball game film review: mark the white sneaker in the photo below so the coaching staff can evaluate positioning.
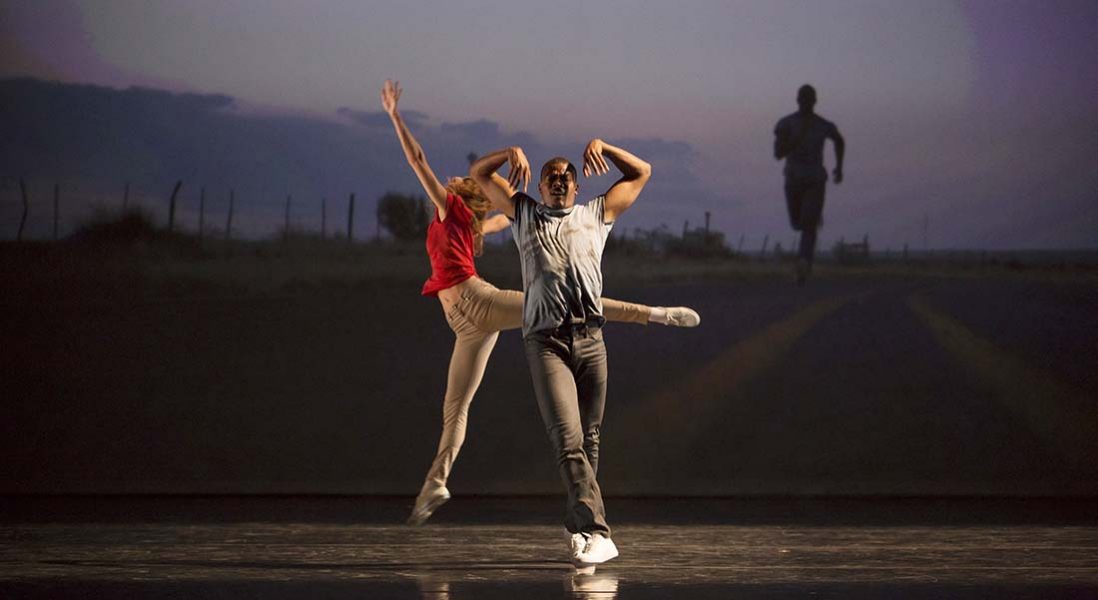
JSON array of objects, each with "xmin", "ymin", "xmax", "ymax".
[
  {"xmin": 575, "ymin": 533, "xmax": 618, "ymax": 565},
  {"xmin": 660, "ymin": 306, "xmax": 700, "ymax": 327},
  {"xmin": 407, "ymin": 486, "xmax": 450, "ymax": 526},
  {"xmin": 570, "ymin": 532, "xmax": 590, "ymax": 562}
]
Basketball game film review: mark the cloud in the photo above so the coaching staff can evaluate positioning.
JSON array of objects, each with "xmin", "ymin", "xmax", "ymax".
[
  {"xmin": 337, "ymin": 106, "xmax": 428, "ymax": 128},
  {"xmin": 439, "ymin": 119, "xmax": 500, "ymax": 140},
  {"xmin": 0, "ymin": 77, "xmax": 780, "ymax": 241}
]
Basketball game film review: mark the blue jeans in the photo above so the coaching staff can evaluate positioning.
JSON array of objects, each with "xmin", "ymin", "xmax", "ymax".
[{"xmin": 523, "ymin": 324, "xmax": 611, "ymax": 537}]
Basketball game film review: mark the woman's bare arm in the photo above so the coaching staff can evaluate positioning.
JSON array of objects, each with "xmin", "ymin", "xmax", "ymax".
[
  {"xmin": 481, "ymin": 213, "xmax": 511, "ymax": 235},
  {"xmin": 381, "ymin": 79, "xmax": 448, "ymax": 219}
]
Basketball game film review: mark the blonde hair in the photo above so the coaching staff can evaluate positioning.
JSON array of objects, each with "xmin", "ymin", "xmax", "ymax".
[{"xmin": 446, "ymin": 177, "xmax": 492, "ymax": 257}]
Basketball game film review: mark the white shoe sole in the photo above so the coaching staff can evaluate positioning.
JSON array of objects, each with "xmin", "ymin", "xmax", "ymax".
[{"xmin": 574, "ymin": 542, "xmax": 619, "ymax": 565}]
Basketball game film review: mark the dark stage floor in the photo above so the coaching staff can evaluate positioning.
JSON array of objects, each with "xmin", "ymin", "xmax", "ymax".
[{"xmin": 2, "ymin": 496, "xmax": 1097, "ymax": 598}]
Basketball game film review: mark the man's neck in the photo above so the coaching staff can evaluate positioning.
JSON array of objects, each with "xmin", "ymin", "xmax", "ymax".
[{"xmin": 542, "ymin": 198, "xmax": 575, "ymax": 210}]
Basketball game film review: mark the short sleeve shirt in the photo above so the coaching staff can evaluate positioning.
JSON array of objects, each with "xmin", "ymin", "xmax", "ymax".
[
  {"xmin": 509, "ymin": 193, "xmax": 613, "ymax": 336},
  {"xmin": 774, "ymin": 112, "xmax": 839, "ymax": 183},
  {"xmin": 421, "ymin": 193, "xmax": 478, "ymax": 296}
]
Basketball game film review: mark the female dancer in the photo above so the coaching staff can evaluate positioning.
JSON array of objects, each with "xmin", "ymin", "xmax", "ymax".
[{"xmin": 381, "ymin": 80, "xmax": 699, "ymax": 525}]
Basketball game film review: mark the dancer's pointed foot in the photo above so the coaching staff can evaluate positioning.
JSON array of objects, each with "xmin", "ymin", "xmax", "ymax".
[
  {"xmin": 407, "ymin": 486, "xmax": 450, "ymax": 526},
  {"xmin": 651, "ymin": 306, "xmax": 700, "ymax": 327}
]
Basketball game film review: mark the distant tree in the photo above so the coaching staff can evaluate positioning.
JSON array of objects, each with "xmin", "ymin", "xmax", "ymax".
[{"xmin": 377, "ymin": 192, "xmax": 431, "ymax": 241}]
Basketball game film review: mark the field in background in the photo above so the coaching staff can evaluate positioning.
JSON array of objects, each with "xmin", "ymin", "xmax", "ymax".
[{"xmin": 2, "ymin": 240, "xmax": 1097, "ymax": 496}]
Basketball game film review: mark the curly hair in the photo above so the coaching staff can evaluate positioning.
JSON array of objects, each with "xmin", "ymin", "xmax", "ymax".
[{"xmin": 445, "ymin": 177, "xmax": 492, "ymax": 256}]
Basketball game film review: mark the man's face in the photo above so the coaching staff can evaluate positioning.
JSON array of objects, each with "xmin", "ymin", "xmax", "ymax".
[{"xmin": 538, "ymin": 162, "xmax": 578, "ymax": 209}]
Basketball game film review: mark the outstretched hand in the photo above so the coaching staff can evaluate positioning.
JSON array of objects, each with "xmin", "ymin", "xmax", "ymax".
[
  {"xmin": 583, "ymin": 138, "xmax": 610, "ymax": 177},
  {"xmin": 381, "ymin": 79, "xmax": 402, "ymax": 116},
  {"xmin": 507, "ymin": 147, "xmax": 531, "ymax": 193}
]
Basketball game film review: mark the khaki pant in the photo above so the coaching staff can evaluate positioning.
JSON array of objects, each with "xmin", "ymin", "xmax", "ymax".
[{"xmin": 420, "ymin": 277, "xmax": 649, "ymax": 493}]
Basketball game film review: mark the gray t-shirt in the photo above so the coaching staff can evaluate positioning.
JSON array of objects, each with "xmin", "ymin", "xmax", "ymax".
[
  {"xmin": 774, "ymin": 112, "xmax": 839, "ymax": 183},
  {"xmin": 510, "ymin": 192, "xmax": 613, "ymax": 336}
]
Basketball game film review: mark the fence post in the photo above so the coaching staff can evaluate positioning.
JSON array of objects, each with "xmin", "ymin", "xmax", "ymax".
[
  {"xmin": 225, "ymin": 189, "xmax": 234, "ymax": 241},
  {"xmin": 53, "ymin": 183, "xmax": 60, "ymax": 240},
  {"xmin": 168, "ymin": 180, "xmax": 182, "ymax": 232},
  {"xmin": 18, "ymin": 178, "xmax": 29, "ymax": 241},
  {"xmin": 737, "ymin": 234, "xmax": 745, "ymax": 254},
  {"xmin": 198, "ymin": 187, "xmax": 206, "ymax": 238},
  {"xmin": 347, "ymin": 193, "xmax": 355, "ymax": 241},
  {"xmin": 321, "ymin": 197, "xmax": 327, "ymax": 238},
  {"xmin": 760, "ymin": 234, "xmax": 769, "ymax": 258}
]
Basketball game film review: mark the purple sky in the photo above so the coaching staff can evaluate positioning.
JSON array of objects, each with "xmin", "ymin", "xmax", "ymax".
[{"xmin": 2, "ymin": 0, "xmax": 1097, "ymax": 249}]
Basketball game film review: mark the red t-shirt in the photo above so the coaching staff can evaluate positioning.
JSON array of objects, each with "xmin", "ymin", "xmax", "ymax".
[{"xmin": 421, "ymin": 193, "xmax": 479, "ymax": 296}]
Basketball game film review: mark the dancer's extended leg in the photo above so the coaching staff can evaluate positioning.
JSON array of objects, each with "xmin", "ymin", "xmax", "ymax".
[
  {"xmin": 605, "ymin": 297, "xmax": 700, "ymax": 327},
  {"xmin": 410, "ymin": 301, "xmax": 499, "ymax": 525},
  {"xmin": 479, "ymin": 284, "xmax": 699, "ymax": 328},
  {"xmin": 424, "ymin": 327, "xmax": 499, "ymax": 489},
  {"xmin": 601, "ymin": 298, "xmax": 650, "ymax": 324}
]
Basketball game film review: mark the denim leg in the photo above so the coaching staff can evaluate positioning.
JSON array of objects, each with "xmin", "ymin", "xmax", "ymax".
[
  {"xmin": 572, "ymin": 329, "xmax": 607, "ymax": 476},
  {"xmin": 524, "ymin": 332, "xmax": 610, "ymax": 537}
]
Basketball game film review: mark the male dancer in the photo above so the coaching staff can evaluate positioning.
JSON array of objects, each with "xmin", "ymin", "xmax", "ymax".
[
  {"xmin": 471, "ymin": 139, "xmax": 651, "ymax": 565},
  {"xmin": 774, "ymin": 84, "xmax": 845, "ymax": 285}
]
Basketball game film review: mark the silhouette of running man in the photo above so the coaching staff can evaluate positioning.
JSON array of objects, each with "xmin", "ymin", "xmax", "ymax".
[{"xmin": 774, "ymin": 84, "xmax": 845, "ymax": 285}]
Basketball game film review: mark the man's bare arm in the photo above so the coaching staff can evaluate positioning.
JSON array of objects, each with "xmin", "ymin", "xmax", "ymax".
[
  {"xmin": 470, "ymin": 147, "xmax": 530, "ymax": 219},
  {"xmin": 830, "ymin": 126, "xmax": 845, "ymax": 184},
  {"xmin": 584, "ymin": 139, "xmax": 652, "ymax": 221},
  {"xmin": 774, "ymin": 124, "xmax": 791, "ymax": 160}
]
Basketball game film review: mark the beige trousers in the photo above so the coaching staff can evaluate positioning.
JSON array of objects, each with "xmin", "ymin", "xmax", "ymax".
[{"xmin": 420, "ymin": 276, "xmax": 649, "ymax": 493}]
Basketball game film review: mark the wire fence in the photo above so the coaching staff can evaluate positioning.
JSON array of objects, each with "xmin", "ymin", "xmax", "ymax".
[
  {"xmin": 0, "ymin": 177, "xmax": 394, "ymax": 243},
  {"xmin": 0, "ymin": 178, "xmax": 871, "ymax": 261},
  {"xmin": 7, "ymin": 176, "xmax": 1060, "ymax": 268}
]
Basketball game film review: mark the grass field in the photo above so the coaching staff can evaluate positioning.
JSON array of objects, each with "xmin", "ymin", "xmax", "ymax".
[{"xmin": 3, "ymin": 240, "xmax": 1097, "ymax": 495}]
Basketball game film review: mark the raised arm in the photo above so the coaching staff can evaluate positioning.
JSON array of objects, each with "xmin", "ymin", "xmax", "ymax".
[
  {"xmin": 583, "ymin": 139, "xmax": 652, "ymax": 221},
  {"xmin": 470, "ymin": 147, "xmax": 530, "ymax": 219},
  {"xmin": 829, "ymin": 125, "xmax": 845, "ymax": 184},
  {"xmin": 381, "ymin": 79, "xmax": 448, "ymax": 218}
]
